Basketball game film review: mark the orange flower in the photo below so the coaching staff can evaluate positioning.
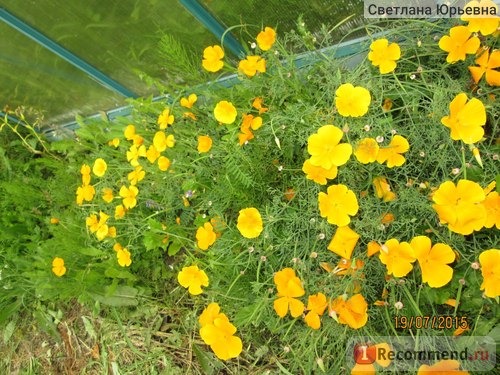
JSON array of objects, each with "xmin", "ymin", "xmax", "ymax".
[
  {"xmin": 417, "ymin": 359, "xmax": 469, "ymax": 374},
  {"xmin": 438, "ymin": 26, "xmax": 480, "ymax": 63},
  {"xmin": 372, "ymin": 177, "xmax": 397, "ymax": 202},
  {"xmin": 273, "ymin": 268, "xmax": 305, "ymax": 318},
  {"xmin": 307, "ymin": 125, "xmax": 352, "ymax": 170},
  {"xmin": 180, "ymin": 93, "xmax": 197, "ymax": 109},
  {"xmin": 411, "ymin": 236, "xmax": 455, "ymax": 288},
  {"xmin": 202, "ymin": 45, "xmax": 224, "ymax": 72},
  {"xmin": 256, "ymin": 27, "xmax": 276, "ymax": 51},
  {"xmin": 238, "ymin": 56, "xmax": 266, "ymax": 77},
  {"xmin": 328, "ymin": 226, "xmax": 360, "ymax": 259},
  {"xmin": 304, "ymin": 292, "xmax": 328, "ymax": 329},
  {"xmin": 479, "ymin": 248, "xmax": 500, "ymax": 298},
  {"xmin": 329, "ymin": 294, "xmax": 368, "ymax": 329},
  {"xmin": 367, "ymin": 241, "xmax": 382, "ymax": 257},
  {"xmin": 302, "ymin": 158, "xmax": 338, "ymax": 185},
  {"xmin": 461, "ymin": 0, "xmax": 500, "ymax": 36},
  {"xmin": 378, "ymin": 239, "xmax": 416, "ymax": 277},
  {"xmin": 252, "ymin": 97, "xmax": 268, "ymax": 114},
  {"xmin": 468, "ymin": 48, "xmax": 500, "ymax": 86}
]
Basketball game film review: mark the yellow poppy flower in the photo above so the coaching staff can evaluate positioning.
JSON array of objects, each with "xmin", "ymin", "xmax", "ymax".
[
  {"xmin": 432, "ymin": 180, "xmax": 487, "ymax": 235},
  {"xmin": 335, "ymin": 83, "xmax": 371, "ymax": 117},
  {"xmin": 108, "ymin": 137, "xmax": 120, "ymax": 147},
  {"xmin": 236, "ymin": 207, "xmax": 263, "ymax": 238},
  {"xmin": 318, "ymin": 184, "xmax": 359, "ymax": 226},
  {"xmin": 127, "ymin": 166, "xmax": 145, "ymax": 185},
  {"xmin": 199, "ymin": 302, "xmax": 221, "ymax": 327},
  {"xmin": 115, "ymin": 204, "xmax": 126, "ymax": 219},
  {"xmin": 214, "ymin": 100, "xmax": 237, "ymax": 124},
  {"xmin": 157, "ymin": 108, "xmax": 174, "ymax": 129},
  {"xmin": 241, "ymin": 113, "xmax": 263, "ymax": 131},
  {"xmin": 328, "ymin": 226, "xmax": 360, "ymax": 259},
  {"xmin": 256, "ymin": 27, "xmax": 276, "ymax": 51},
  {"xmin": 146, "ymin": 145, "xmax": 160, "ymax": 163},
  {"xmin": 368, "ymin": 38, "xmax": 401, "ymax": 74},
  {"xmin": 468, "ymin": 48, "xmax": 500, "ymax": 86},
  {"xmin": 80, "ymin": 164, "xmax": 91, "ymax": 185},
  {"xmin": 197, "ymin": 135, "xmax": 213, "ymax": 153},
  {"xmin": 307, "ymin": 125, "xmax": 352, "ymax": 170},
  {"xmin": 302, "ymin": 158, "xmax": 338, "ymax": 185},
  {"xmin": 462, "ymin": 0, "xmax": 500, "ymax": 36},
  {"xmin": 153, "ymin": 131, "xmax": 168, "ymax": 152},
  {"xmin": 76, "ymin": 184, "xmax": 95, "ymax": 205},
  {"xmin": 438, "ymin": 26, "xmax": 480, "ymax": 63},
  {"xmin": 483, "ymin": 191, "xmax": 500, "ymax": 229},
  {"xmin": 102, "ymin": 188, "xmax": 114, "ymax": 203},
  {"xmin": 119, "ymin": 185, "xmax": 139, "ymax": 209},
  {"xmin": 411, "ymin": 236, "xmax": 455, "ymax": 288},
  {"xmin": 124, "ymin": 124, "xmax": 136, "ymax": 140},
  {"xmin": 329, "ymin": 294, "xmax": 368, "ymax": 329},
  {"xmin": 202, "ymin": 45, "xmax": 224, "ymax": 72},
  {"xmin": 252, "ymin": 97, "xmax": 268, "ymax": 114},
  {"xmin": 378, "ymin": 238, "xmax": 416, "ymax": 277},
  {"xmin": 304, "ymin": 292, "xmax": 328, "ymax": 330},
  {"xmin": 441, "ymin": 93, "xmax": 486, "ymax": 144},
  {"xmin": 196, "ymin": 222, "xmax": 217, "ymax": 250},
  {"xmin": 274, "ymin": 268, "xmax": 305, "ymax": 298},
  {"xmin": 372, "ymin": 177, "xmax": 397, "ymax": 202},
  {"xmin": 238, "ymin": 55, "xmax": 266, "ymax": 77},
  {"xmin": 367, "ymin": 241, "xmax": 382, "ymax": 257},
  {"xmin": 180, "ymin": 93, "xmax": 197, "ymax": 109},
  {"xmin": 200, "ymin": 318, "xmax": 243, "ymax": 361},
  {"xmin": 479, "ymin": 248, "xmax": 500, "ymax": 298},
  {"xmin": 376, "ymin": 135, "xmax": 409, "ymax": 168},
  {"xmin": 177, "ymin": 265, "xmax": 209, "ymax": 295},
  {"xmin": 116, "ymin": 247, "xmax": 132, "ymax": 267},
  {"xmin": 52, "ymin": 257, "xmax": 66, "ymax": 277},
  {"xmin": 354, "ymin": 138, "xmax": 379, "ymax": 164},
  {"xmin": 126, "ymin": 144, "xmax": 146, "ymax": 167},
  {"xmin": 158, "ymin": 156, "xmax": 171, "ymax": 171},
  {"xmin": 50, "ymin": 217, "xmax": 59, "ymax": 224}
]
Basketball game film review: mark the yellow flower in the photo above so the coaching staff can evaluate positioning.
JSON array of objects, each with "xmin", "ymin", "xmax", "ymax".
[
  {"xmin": 146, "ymin": 145, "xmax": 160, "ymax": 163},
  {"xmin": 367, "ymin": 241, "xmax": 382, "ymax": 257},
  {"xmin": 462, "ymin": 0, "xmax": 500, "ymax": 36},
  {"xmin": 157, "ymin": 108, "xmax": 174, "ymax": 129},
  {"xmin": 199, "ymin": 302, "xmax": 221, "ymax": 327},
  {"xmin": 256, "ymin": 27, "xmax": 276, "ymax": 51},
  {"xmin": 108, "ymin": 138, "xmax": 120, "ymax": 148},
  {"xmin": 199, "ymin": 311, "xmax": 243, "ymax": 361},
  {"xmin": 378, "ymin": 239, "xmax": 416, "ymax": 277},
  {"xmin": 304, "ymin": 292, "xmax": 328, "ymax": 329},
  {"xmin": 432, "ymin": 180, "xmax": 487, "ymax": 235},
  {"xmin": 238, "ymin": 55, "xmax": 266, "ymax": 77},
  {"xmin": 107, "ymin": 226, "xmax": 116, "ymax": 238},
  {"xmin": 119, "ymin": 185, "xmax": 139, "ymax": 209},
  {"xmin": 479, "ymin": 249, "xmax": 500, "ymax": 298},
  {"xmin": 372, "ymin": 177, "xmax": 397, "ymax": 202},
  {"xmin": 80, "ymin": 164, "xmax": 91, "ymax": 185},
  {"xmin": 376, "ymin": 135, "xmax": 409, "ymax": 168},
  {"xmin": 52, "ymin": 257, "xmax": 66, "ymax": 277},
  {"xmin": 354, "ymin": 138, "xmax": 380, "ymax": 164},
  {"xmin": 273, "ymin": 268, "xmax": 305, "ymax": 318},
  {"xmin": 368, "ymin": 39, "xmax": 401, "ymax": 74},
  {"xmin": 115, "ymin": 204, "xmax": 126, "ymax": 219},
  {"xmin": 417, "ymin": 359, "xmax": 469, "ymax": 374},
  {"xmin": 86, "ymin": 211, "xmax": 110, "ymax": 241},
  {"xmin": 202, "ymin": 45, "xmax": 224, "ymax": 72},
  {"xmin": 127, "ymin": 166, "xmax": 145, "ymax": 185},
  {"xmin": 116, "ymin": 247, "xmax": 132, "ymax": 267},
  {"xmin": 183, "ymin": 111, "xmax": 197, "ymax": 121},
  {"xmin": 411, "ymin": 236, "xmax": 455, "ymax": 288},
  {"xmin": 102, "ymin": 188, "xmax": 114, "ymax": 203},
  {"xmin": 483, "ymin": 191, "xmax": 500, "ymax": 229},
  {"xmin": 132, "ymin": 134, "xmax": 144, "ymax": 147},
  {"xmin": 302, "ymin": 158, "xmax": 338, "ymax": 185},
  {"xmin": 441, "ymin": 93, "xmax": 486, "ymax": 144},
  {"xmin": 238, "ymin": 128, "xmax": 254, "ymax": 146},
  {"xmin": 307, "ymin": 125, "xmax": 352, "ymax": 170},
  {"xmin": 177, "ymin": 265, "xmax": 209, "ymax": 295},
  {"xmin": 241, "ymin": 113, "xmax": 263, "ymax": 131},
  {"xmin": 180, "ymin": 93, "xmax": 197, "ymax": 109},
  {"xmin": 158, "ymin": 156, "xmax": 171, "ymax": 171},
  {"xmin": 50, "ymin": 217, "xmax": 59, "ymax": 224},
  {"xmin": 335, "ymin": 83, "xmax": 371, "ymax": 117},
  {"xmin": 153, "ymin": 131, "xmax": 168, "ymax": 152},
  {"xmin": 468, "ymin": 48, "xmax": 500, "ymax": 86},
  {"xmin": 76, "ymin": 184, "xmax": 95, "ymax": 205},
  {"xmin": 329, "ymin": 294, "xmax": 368, "ymax": 329},
  {"xmin": 237, "ymin": 207, "xmax": 263, "ymax": 238},
  {"xmin": 252, "ymin": 97, "xmax": 268, "ymax": 114},
  {"xmin": 214, "ymin": 100, "xmax": 237, "ymax": 124},
  {"xmin": 197, "ymin": 135, "xmax": 213, "ymax": 153},
  {"xmin": 318, "ymin": 184, "xmax": 359, "ymax": 226},
  {"xmin": 124, "ymin": 124, "xmax": 136, "ymax": 140},
  {"xmin": 196, "ymin": 222, "xmax": 217, "ymax": 250},
  {"xmin": 328, "ymin": 226, "xmax": 360, "ymax": 259},
  {"xmin": 438, "ymin": 26, "xmax": 480, "ymax": 63},
  {"xmin": 126, "ymin": 144, "xmax": 146, "ymax": 167}
]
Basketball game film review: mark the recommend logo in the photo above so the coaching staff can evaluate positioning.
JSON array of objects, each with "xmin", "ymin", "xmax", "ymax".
[{"xmin": 347, "ymin": 336, "xmax": 496, "ymax": 372}]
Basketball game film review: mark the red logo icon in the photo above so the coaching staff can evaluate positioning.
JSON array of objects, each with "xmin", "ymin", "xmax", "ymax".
[{"xmin": 354, "ymin": 344, "xmax": 377, "ymax": 364}]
